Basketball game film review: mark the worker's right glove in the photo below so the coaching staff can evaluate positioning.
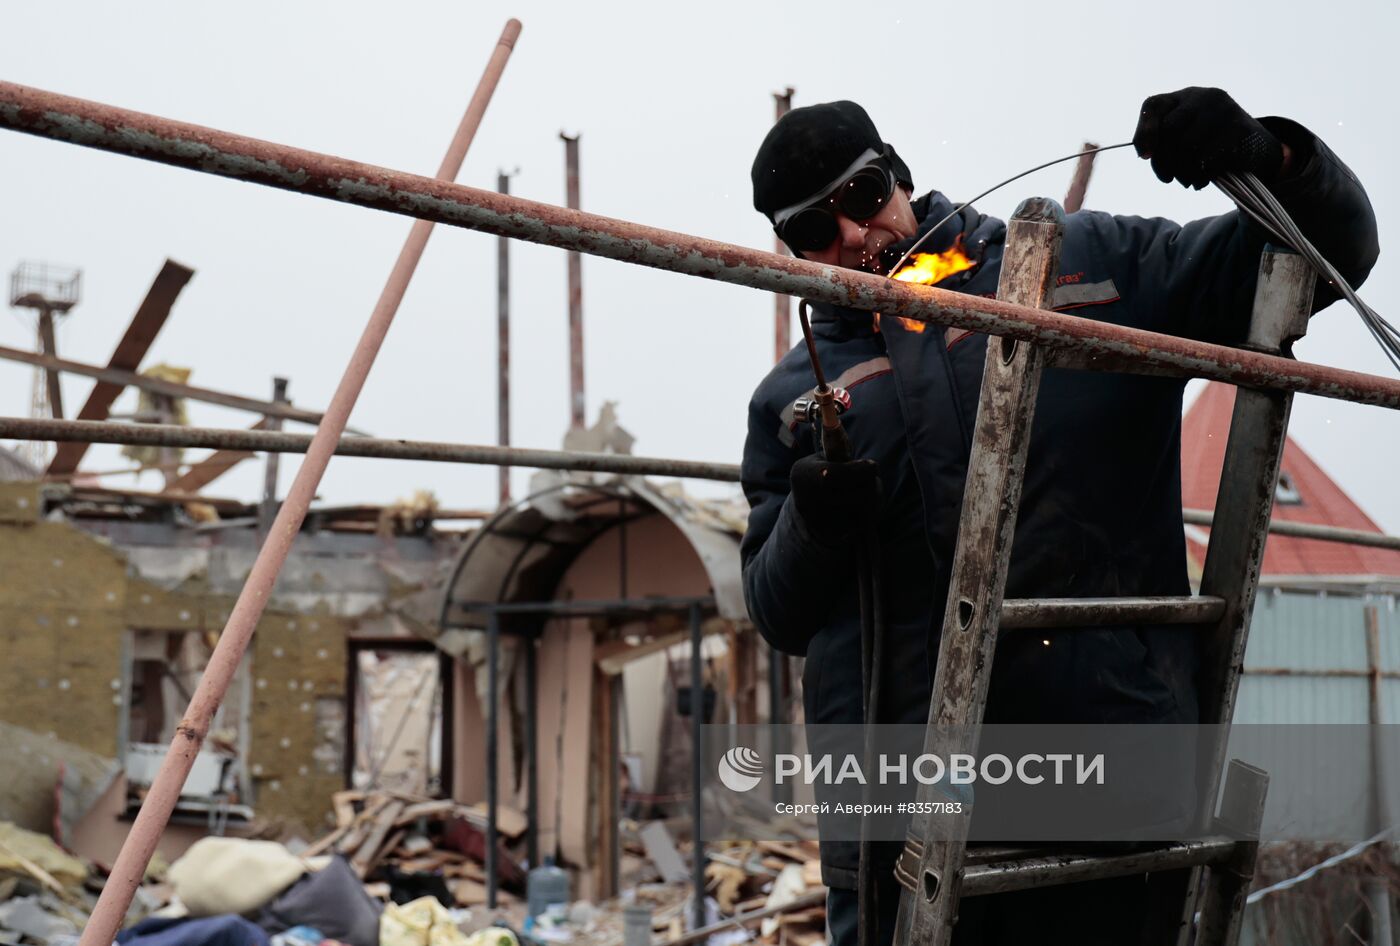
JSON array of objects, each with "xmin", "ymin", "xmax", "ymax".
[{"xmin": 789, "ymin": 455, "xmax": 880, "ymax": 547}]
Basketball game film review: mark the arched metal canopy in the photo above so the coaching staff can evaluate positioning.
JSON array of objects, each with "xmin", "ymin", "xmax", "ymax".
[{"xmin": 436, "ymin": 476, "xmax": 746, "ymax": 640}]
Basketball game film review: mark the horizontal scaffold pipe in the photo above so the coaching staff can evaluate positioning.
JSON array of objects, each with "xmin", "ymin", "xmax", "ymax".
[
  {"xmin": 9, "ymin": 416, "xmax": 1400, "ymax": 555},
  {"xmin": 0, "ymin": 416, "xmax": 744, "ymax": 482},
  {"xmin": 3, "ymin": 80, "xmax": 1400, "ymax": 410},
  {"xmin": 1183, "ymin": 507, "xmax": 1400, "ymax": 551}
]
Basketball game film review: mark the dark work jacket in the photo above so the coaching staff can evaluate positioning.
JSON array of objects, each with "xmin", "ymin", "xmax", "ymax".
[{"xmin": 739, "ymin": 118, "xmax": 1379, "ymax": 888}]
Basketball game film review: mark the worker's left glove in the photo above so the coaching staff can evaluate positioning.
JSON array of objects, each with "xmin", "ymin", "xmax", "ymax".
[
  {"xmin": 789, "ymin": 455, "xmax": 880, "ymax": 548},
  {"xmin": 1133, "ymin": 87, "xmax": 1284, "ymax": 189}
]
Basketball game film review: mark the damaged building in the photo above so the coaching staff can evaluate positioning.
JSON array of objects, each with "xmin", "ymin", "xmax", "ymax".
[{"xmin": 0, "ymin": 453, "xmax": 770, "ymax": 901}]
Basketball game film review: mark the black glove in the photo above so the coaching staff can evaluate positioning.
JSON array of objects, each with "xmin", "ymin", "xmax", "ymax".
[
  {"xmin": 789, "ymin": 455, "xmax": 880, "ymax": 546},
  {"xmin": 1133, "ymin": 87, "xmax": 1284, "ymax": 189}
]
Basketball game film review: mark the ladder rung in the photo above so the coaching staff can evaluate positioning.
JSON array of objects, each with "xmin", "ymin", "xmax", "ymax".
[
  {"xmin": 959, "ymin": 837, "xmax": 1238, "ymax": 897},
  {"xmin": 963, "ymin": 845, "xmax": 1042, "ymax": 865},
  {"xmin": 999, "ymin": 595, "xmax": 1226, "ymax": 629}
]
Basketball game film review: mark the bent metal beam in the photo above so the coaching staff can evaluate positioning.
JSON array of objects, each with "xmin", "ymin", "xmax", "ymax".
[{"xmin": 2, "ymin": 80, "xmax": 1400, "ymax": 410}]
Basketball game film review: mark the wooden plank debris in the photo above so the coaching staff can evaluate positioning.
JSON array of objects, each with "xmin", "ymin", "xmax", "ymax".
[
  {"xmin": 332, "ymin": 791, "xmax": 364, "ymax": 829},
  {"xmin": 350, "ymin": 800, "xmax": 406, "ymax": 877}
]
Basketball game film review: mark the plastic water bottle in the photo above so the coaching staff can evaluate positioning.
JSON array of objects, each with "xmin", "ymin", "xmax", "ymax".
[
  {"xmin": 526, "ymin": 856, "xmax": 570, "ymax": 919},
  {"xmin": 624, "ymin": 903, "xmax": 653, "ymax": 946}
]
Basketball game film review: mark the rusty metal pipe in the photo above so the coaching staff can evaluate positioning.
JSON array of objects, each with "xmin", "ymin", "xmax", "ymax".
[
  {"xmin": 1244, "ymin": 666, "xmax": 1400, "ymax": 679},
  {"xmin": 1062, "ymin": 141, "xmax": 1098, "ymax": 214},
  {"xmin": 1183, "ymin": 507, "xmax": 1400, "ymax": 551},
  {"xmin": 74, "ymin": 21, "xmax": 522, "ymax": 946},
  {"xmin": 497, "ymin": 170, "xmax": 513, "ymax": 505},
  {"xmin": 0, "ymin": 415, "xmax": 740, "ymax": 481},
  {"xmin": 560, "ymin": 132, "xmax": 585, "ymax": 429},
  {"xmin": 12, "ymin": 410, "xmax": 1400, "ymax": 554},
  {"xmin": 4, "ymin": 82, "xmax": 1400, "ymax": 409},
  {"xmin": 772, "ymin": 87, "xmax": 794, "ymax": 364},
  {"xmin": 11, "ymin": 413, "xmax": 1400, "ymax": 555}
]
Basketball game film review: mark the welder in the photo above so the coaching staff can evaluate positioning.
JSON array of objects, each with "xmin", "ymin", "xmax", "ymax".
[{"xmin": 740, "ymin": 88, "xmax": 1378, "ymax": 945}]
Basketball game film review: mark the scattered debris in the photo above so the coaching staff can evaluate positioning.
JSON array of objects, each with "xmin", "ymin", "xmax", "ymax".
[
  {"xmin": 0, "ymin": 824, "xmax": 87, "ymax": 891},
  {"xmin": 0, "ymin": 800, "xmax": 830, "ymax": 946},
  {"xmin": 303, "ymin": 791, "xmax": 527, "ymax": 906},
  {"xmin": 0, "ymin": 896, "xmax": 78, "ymax": 943},
  {"xmin": 381, "ymin": 896, "xmax": 514, "ymax": 946}
]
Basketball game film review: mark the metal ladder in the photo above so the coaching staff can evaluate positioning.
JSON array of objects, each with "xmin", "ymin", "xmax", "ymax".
[{"xmin": 890, "ymin": 197, "xmax": 1314, "ymax": 946}]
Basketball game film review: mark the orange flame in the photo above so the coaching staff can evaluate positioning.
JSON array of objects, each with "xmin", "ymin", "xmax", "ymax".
[
  {"xmin": 892, "ymin": 245, "xmax": 976, "ymax": 286},
  {"xmin": 880, "ymin": 243, "xmax": 977, "ymax": 333}
]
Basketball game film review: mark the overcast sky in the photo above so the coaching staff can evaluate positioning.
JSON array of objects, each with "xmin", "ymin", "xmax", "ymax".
[{"xmin": 3, "ymin": 0, "xmax": 1398, "ymax": 530}]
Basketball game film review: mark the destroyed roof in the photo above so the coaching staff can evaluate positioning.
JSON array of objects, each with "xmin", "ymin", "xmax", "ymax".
[
  {"xmin": 1181, "ymin": 381, "xmax": 1400, "ymax": 580},
  {"xmin": 37, "ymin": 480, "xmax": 467, "ymax": 537}
]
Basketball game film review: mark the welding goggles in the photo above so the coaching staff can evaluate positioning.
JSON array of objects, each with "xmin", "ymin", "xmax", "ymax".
[{"xmin": 772, "ymin": 148, "xmax": 898, "ymax": 253}]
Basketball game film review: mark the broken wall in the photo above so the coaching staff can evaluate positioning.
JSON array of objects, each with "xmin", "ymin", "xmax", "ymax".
[{"xmin": 0, "ymin": 483, "xmax": 132, "ymax": 763}]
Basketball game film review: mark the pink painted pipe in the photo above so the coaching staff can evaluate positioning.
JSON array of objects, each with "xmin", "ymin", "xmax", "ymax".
[{"xmin": 77, "ymin": 19, "xmax": 522, "ymax": 945}]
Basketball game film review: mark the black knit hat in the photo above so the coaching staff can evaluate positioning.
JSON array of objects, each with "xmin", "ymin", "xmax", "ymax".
[{"xmin": 751, "ymin": 100, "xmax": 913, "ymax": 221}]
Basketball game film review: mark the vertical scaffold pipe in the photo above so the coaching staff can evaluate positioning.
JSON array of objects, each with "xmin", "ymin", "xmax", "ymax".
[{"xmin": 76, "ymin": 19, "xmax": 523, "ymax": 946}]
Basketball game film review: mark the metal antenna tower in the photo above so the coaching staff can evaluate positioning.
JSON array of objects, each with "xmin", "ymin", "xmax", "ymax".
[{"xmin": 9, "ymin": 261, "xmax": 82, "ymax": 465}]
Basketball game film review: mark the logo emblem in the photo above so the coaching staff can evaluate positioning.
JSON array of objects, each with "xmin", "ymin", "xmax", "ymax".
[{"xmin": 718, "ymin": 746, "xmax": 764, "ymax": 792}]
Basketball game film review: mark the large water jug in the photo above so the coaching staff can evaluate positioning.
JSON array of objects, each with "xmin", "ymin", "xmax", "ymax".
[{"xmin": 526, "ymin": 856, "xmax": 569, "ymax": 919}]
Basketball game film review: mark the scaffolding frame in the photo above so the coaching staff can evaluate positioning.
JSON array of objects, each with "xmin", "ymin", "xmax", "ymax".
[{"xmin": 2, "ymin": 72, "xmax": 1399, "ymax": 946}]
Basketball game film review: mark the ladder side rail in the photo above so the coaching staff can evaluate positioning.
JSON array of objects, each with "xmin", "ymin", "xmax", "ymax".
[
  {"xmin": 1154, "ymin": 248, "xmax": 1315, "ymax": 946},
  {"xmin": 1197, "ymin": 249, "xmax": 1314, "ymax": 729},
  {"xmin": 1196, "ymin": 760, "xmax": 1270, "ymax": 946},
  {"xmin": 894, "ymin": 197, "xmax": 1066, "ymax": 946}
]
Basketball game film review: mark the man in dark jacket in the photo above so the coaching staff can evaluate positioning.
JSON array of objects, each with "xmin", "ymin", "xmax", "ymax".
[{"xmin": 740, "ymin": 89, "xmax": 1378, "ymax": 945}]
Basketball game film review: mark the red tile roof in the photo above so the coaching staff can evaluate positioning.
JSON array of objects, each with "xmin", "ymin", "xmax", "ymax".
[{"xmin": 1181, "ymin": 382, "xmax": 1400, "ymax": 578}]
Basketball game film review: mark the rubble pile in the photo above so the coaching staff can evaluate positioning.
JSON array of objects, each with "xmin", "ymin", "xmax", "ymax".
[
  {"xmin": 0, "ymin": 803, "xmax": 829, "ymax": 946},
  {"xmin": 0, "ymin": 821, "xmax": 163, "ymax": 946}
]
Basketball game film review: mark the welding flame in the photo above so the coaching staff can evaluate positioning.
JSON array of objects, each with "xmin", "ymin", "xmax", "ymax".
[
  {"xmin": 880, "ymin": 243, "xmax": 977, "ymax": 333},
  {"xmin": 892, "ymin": 245, "xmax": 976, "ymax": 286}
]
